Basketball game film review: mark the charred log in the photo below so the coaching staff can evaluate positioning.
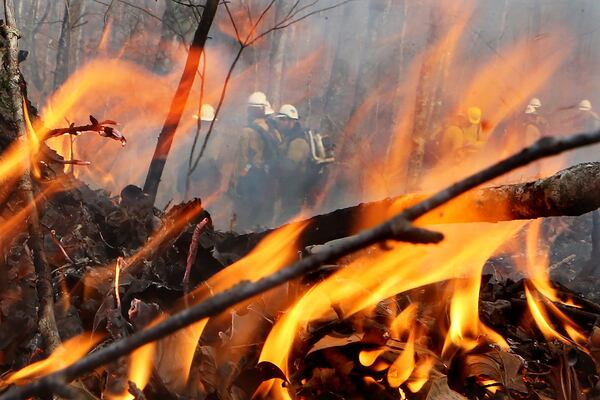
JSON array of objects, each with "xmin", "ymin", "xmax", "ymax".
[{"xmin": 222, "ymin": 162, "xmax": 600, "ymax": 257}]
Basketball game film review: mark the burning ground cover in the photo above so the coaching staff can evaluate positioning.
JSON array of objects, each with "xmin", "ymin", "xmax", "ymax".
[{"xmin": 3, "ymin": 152, "xmax": 600, "ymax": 399}]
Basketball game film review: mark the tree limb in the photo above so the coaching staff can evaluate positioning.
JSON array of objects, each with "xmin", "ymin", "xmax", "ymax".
[
  {"xmin": 4, "ymin": 129, "xmax": 600, "ymax": 400},
  {"xmin": 143, "ymin": 0, "xmax": 219, "ymax": 204},
  {"xmin": 226, "ymin": 162, "xmax": 600, "ymax": 254}
]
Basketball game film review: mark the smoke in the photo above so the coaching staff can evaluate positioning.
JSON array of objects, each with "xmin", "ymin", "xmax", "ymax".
[{"xmin": 14, "ymin": 0, "xmax": 600, "ymax": 230}]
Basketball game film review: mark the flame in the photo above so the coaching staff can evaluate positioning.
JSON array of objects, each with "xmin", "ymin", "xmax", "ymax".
[
  {"xmin": 444, "ymin": 276, "xmax": 508, "ymax": 355},
  {"xmin": 519, "ymin": 220, "xmax": 586, "ymax": 345},
  {"xmin": 390, "ymin": 303, "xmax": 417, "ymax": 339},
  {"xmin": 406, "ymin": 356, "xmax": 435, "ymax": 393},
  {"xmin": 358, "ymin": 348, "xmax": 385, "ymax": 367},
  {"xmin": 258, "ymin": 221, "xmax": 524, "ymax": 396},
  {"xmin": 155, "ymin": 221, "xmax": 308, "ymax": 390},
  {"xmin": 2, "ymin": 333, "xmax": 103, "ymax": 386},
  {"xmin": 387, "ymin": 328, "xmax": 416, "ymax": 388}
]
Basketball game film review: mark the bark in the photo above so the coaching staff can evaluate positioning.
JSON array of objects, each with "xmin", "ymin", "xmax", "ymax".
[
  {"xmin": 1, "ymin": 1, "xmax": 61, "ymax": 352},
  {"xmin": 224, "ymin": 162, "xmax": 600, "ymax": 255},
  {"xmin": 143, "ymin": 0, "xmax": 219, "ymax": 204}
]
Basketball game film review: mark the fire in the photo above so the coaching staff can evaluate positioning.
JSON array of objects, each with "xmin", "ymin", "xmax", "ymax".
[
  {"xmin": 519, "ymin": 220, "xmax": 587, "ymax": 346},
  {"xmin": 358, "ymin": 348, "xmax": 385, "ymax": 367},
  {"xmin": 406, "ymin": 356, "xmax": 435, "ymax": 393},
  {"xmin": 387, "ymin": 328, "xmax": 416, "ymax": 388},
  {"xmin": 258, "ymin": 221, "xmax": 524, "ymax": 397},
  {"xmin": 2, "ymin": 333, "xmax": 103, "ymax": 386},
  {"xmin": 444, "ymin": 276, "xmax": 508, "ymax": 356},
  {"xmin": 153, "ymin": 221, "xmax": 308, "ymax": 390}
]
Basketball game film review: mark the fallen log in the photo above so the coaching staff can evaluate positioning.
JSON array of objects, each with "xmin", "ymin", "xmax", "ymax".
[{"xmin": 220, "ymin": 162, "xmax": 600, "ymax": 256}]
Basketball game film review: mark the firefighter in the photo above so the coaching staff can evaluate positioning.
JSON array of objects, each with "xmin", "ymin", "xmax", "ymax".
[
  {"xmin": 576, "ymin": 99, "xmax": 600, "ymax": 130},
  {"xmin": 270, "ymin": 104, "xmax": 311, "ymax": 223},
  {"xmin": 177, "ymin": 104, "xmax": 219, "ymax": 197},
  {"xmin": 462, "ymin": 106, "xmax": 487, "ymax": 147},
  {"xmin": 522, "ymin": 97, "xmax": 549, "ymax": 147},
  {"xmin": 233, "ymin": 92, "xmax": 284, "ymax": 229},
  {"xmin": 440, "ymin": 107, "xmax": 488, "ymax": 162}
]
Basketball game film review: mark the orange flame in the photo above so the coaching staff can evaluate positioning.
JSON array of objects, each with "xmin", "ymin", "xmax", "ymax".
[
  {"xmin": 387, "ymin": 328, "xmax": 416, "ymax": 388},
  {"xmin": 258, "ymin": 221, "xmax": 524, "ymax": 397},
  {"xmin": 153, "ymin": 221, "xmax": 308, "ymax": 391},
  {"xmin": 2, "ymin": 333, "xmax": 103, "ymax": 386}
]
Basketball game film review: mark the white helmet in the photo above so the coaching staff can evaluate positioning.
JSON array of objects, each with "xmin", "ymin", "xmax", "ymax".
[
  {"xmin": 277, "ymin": 104, "xmax": 299, "ymax": 120},
  {"xmin": 525, "ymin": 98, "xmax": 541, "ymax": 114},
  {"xmin": 579, "ymin": 99, "xmax": 592, "ymax": 111},
  {"xmin": 529, "ymin": 98, "xmax": 542, "ymax": 108},
  {"xmin": 197, "ymin": 104, "xmax": 215, "ymax": 122},
  {"xmin": 264, "ymin": 101, "xmax": 275, "ymax": 116},
  {"xmin": 248, "ymin": 91, "xmax": 268, "ymax": 107}
]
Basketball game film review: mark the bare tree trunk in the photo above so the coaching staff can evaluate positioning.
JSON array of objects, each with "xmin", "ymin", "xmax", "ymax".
[
  {"xmin": 1, "ymin": 0, "xmax": 61, "ymax": 352},
  {"xmin": 406, "ymin": 5, "xmax": 445, "ymax": 190},
  {"xmin": 153, "ymin": 1, "xmax": 196, "ymax": 74},
  {"xmin": 143, "ymin": 0, "xmax": 219, "ymax": 204},
  {"xmin": 54, "ymin": 2, "xmax": 71, "ymax": 90},
  {"xmin": 53, "ymin": 0, "xmax": 84, "ymax": 90},
  {"xmin": 267, "ymin": 0, "xmax": 290, "ymax": 107}
]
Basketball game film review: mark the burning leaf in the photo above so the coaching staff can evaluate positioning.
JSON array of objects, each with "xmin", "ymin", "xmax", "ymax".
[
  {"xmin": 451, "ymin": 348, "xmax": 527, "ymax": 395},
  {"xmin": 306, "ymin": 333, "xmax": 364, "ymax": 356},
  {"xmin": 425, "ymin": 377, "xmax": 468, "ymax": 400}
]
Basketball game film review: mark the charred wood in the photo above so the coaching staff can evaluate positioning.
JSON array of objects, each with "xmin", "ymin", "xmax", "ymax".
[{"xmin": 223, "ymin": 162, "xmax": 600, "ymax": 258}]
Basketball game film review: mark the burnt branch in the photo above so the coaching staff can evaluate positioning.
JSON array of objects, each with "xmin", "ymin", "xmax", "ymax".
[
  {"xmin": 45, "ymin": 115, "xmax": 126, "ymax": 144},
  {"xmin": 230, "ymin": 162, "xmax": 600, "ymax": 253},
  {"xmin": 143, "ymin": 0, "xmax": 219, "ymax": 204},
  {"xmin": 4, "ymin": 129, "xmax": 600, "ymax": 400}
]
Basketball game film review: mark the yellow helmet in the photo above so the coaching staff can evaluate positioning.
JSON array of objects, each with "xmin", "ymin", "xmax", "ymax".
[{"xmin": 467, "ymin": 107, "xmax": 482, "ymax": 125}]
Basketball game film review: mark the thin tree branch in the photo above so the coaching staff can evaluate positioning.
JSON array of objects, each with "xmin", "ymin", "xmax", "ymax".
[
  {"xmin": 189, "ymin": 0, "xmax": 354, "ymax": 169},
  {"xmin": 143, "ymin": 0, "xmax": 219, "ymax": 204},
  {"xmin": 224, "ymin": 1, "xmax": 243, "ymax": 45},
  {"xmin": 5, "ymin": 130, "xmax": 600, "ymax": 400}
]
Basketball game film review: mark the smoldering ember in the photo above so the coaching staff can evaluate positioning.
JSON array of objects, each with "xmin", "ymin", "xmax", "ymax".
[{"xmin": 6, "ymin": 2, "xmax": 600, "ymax": 400}]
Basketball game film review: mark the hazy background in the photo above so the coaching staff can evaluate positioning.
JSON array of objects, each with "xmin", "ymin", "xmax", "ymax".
[{"xmin": 13, "ymin": 0, "xmax": 600, "ymax": 230}]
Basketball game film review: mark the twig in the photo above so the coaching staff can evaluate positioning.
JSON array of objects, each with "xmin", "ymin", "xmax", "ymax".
[
  {"xmin": 183, "ymin": 217, "xmax": 209, "ymax": 288},
  {"xmin": 48, "ymin": 229, "xmax": 75, "ymax": 265},
  {"xmin": 5, "ymin": 129, "xmax": 600, "ymax": 399}
]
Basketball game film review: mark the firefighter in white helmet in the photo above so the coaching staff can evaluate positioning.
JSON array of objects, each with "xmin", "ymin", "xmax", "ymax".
[
  {"xmin": 522, "ymin": 97, "xmax": 548, "ymax": 147},
  {"xmin": 232, "ymin": 92, "xmax": 285, "ymax": 229},
  {"xmin": 270, "ymin": 104, "xmax": 324, "ymax": 223},
  {"xmin": 176, "ymin": 103, "xmax": 221, "ymax": 198}
]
